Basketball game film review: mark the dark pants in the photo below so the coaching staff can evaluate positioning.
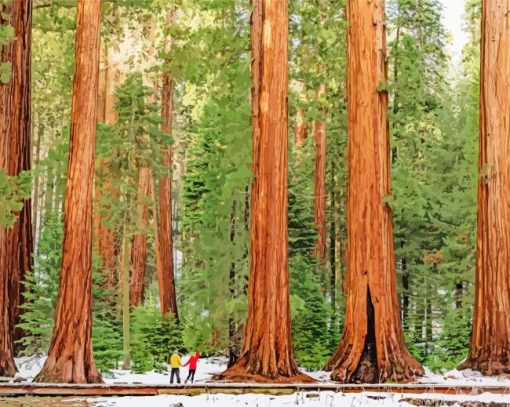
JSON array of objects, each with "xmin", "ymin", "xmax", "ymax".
[
  {"xmin": 185, "ymin": 369, "xmax": 196, "ymax": 383},
  {"xmin": 170, "ymin": 368, "xmax": 181, "ymax": 384}
]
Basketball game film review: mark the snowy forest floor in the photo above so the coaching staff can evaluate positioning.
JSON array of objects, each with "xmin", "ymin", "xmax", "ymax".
[{"xmin": 7, "ymin": 356, "xmax": 510, "ymax": 406}]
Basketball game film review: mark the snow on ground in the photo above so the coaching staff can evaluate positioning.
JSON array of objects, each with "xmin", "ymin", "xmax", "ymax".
[
  {"xmin": 13, "ymin": 354, "xmax": 510, "ymax": 387},
  {"xmin": 15, "ymin": 355, "xmax": 47, "ymax": 380},
  {"xmin": 12, "ymin": 355, "xmax": 510, "ymax": 387},
  {"xmin": 418, "ymin": 367, "xmax": 510, "ymax": 387},
  {"xmin": 12, "ymin": 356, "xmax": 510, "ymax": 405},
  {"xmin": 86, "ymin": 392, "xmax": 510, "ymax": 406},
  {"xmin": 102, "ymin": 356, "xmax": 228, "ymax": 385}
]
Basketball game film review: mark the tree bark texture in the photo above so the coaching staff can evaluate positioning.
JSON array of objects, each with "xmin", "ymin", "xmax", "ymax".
[
  {"xmin": 313, "ymin": 84, "xmax": 327, "ymax": 266},
  {"xmin": 459, "ymin": 0, "xmax": 510, "ymax": 375},
  {"xmin": 129, "ymin": 167, "xmax": 152, "ymax": 307},
  {"xmin": 34, "ymin": 0, "xmax": 102, "ymax": 384},
  {"xmin": 5, "ymin": 0, "xmax": 33, "ymax": 350},
  {"xmin": 156, "ymin": 15, "xmax": 178, "ymax": 318},
  {"xmin": 0, "ymin": 2, "xmax": 17, "ymax": 375},
  {"xmin": 217, "ymin": 0, "xmax": 311, "ymax": 383},
  {"xmin": 324, "ymin": 0, "xmax": 424, "ymax": 383}
]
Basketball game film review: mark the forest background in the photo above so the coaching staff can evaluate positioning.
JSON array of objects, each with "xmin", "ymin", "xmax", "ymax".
[{"xmin": 0, "ymin": 0, "xmax": 481, "ymax": 375}]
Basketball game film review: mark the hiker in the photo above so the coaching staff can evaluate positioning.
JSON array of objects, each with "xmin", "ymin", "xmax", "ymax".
[
  {"xmin": 169, "ymin": 350, "xmax": 182, "ymax": 384},
  {"xmin": 183, "ymin": 348, "xmax": 201, "ymax": 384}
]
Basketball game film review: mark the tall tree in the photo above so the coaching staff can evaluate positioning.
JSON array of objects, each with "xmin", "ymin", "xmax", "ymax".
[
  {"xmin": 6, "ymin": 0, "xmax": 33, "ymax": 349},
  {"xmin": 313, "ymin": 83, "xmax": 327, "ymax": 265},
  {"xmin": 34, "ymin": 0, "xmax": 102, "ymax": 383},
  {"xmin": 130, "ymin": 166, "xmax": 152, "ymax": 307},
  {"xmin": 95, "ymin": 48, "xmax": 118, "ymax": 291},
  {"xmin": 324, "ymin": 0, "xmax": 423, "ymax": 383},
  {"xmin": 459, "ymin": 0, "xmax": 510, "ymax": 375},
  {"xmin": 156, "ymin": 11, "xmax": 178, "ymax": 318},
  {"xmin": 0, "ymin": 0, "xmax": 17, "ymax": 376},
  {"xmin": 217, "ymin": 0, "xmax": 310, "ymax": 382}
]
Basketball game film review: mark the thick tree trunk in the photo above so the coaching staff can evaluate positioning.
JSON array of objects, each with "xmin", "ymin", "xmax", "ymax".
[
  {"xmin": 217, "ymin": 0, "xmax": 310, "ymax": 383},
  {"xmin": 34, "ymin": 0, "xmax": 102, "ymax": 384},
  {"xmin": 156, "ymin": 18, "xmax": 178, "ymax": 318},
  {"xmin": 313, "ymin": 84, "xmax": 327, "ymax": 266},
  {"xmin": 5, "ymin": 0, "xmax": 33, "ymax": 351},
  {"xmin": 459, "ymin": 0, "xmax": 510, "ymax": 375},
  {"xmin": 129, "ymin": 167, "xmax": 152, "ymax": 307},
  {"xmin": 324, "ymin": 0, "xmax": 423, "ymax": 383},
  {"xmin": 0, "ymin": 2, "xmax": 17, "ymax": 375}
]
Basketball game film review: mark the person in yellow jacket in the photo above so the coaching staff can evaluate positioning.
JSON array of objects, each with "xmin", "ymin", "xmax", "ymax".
[{"xmin": 169, "ymin": 350, "xmax": 182, "ymax": 384}]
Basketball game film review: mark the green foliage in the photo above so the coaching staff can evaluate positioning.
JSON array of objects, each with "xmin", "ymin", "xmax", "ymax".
[
  {"xmin": 131, "ymin": 300, "xmax": 183, "ymax": 373},
  {"xmin": 288, "ymin": 141, "xmax": 335, "ymax": 370},
  {"xmin": 18, "ymin": 212, "xmax": 62, "ymax": 355},
  {"xmin": 179, "ymin": 0, "xmax": 251, "ymax": 354},
  {"xmin": 91, "ymin": 266, "xmax": 123, "ymax": 373},
  {"xmin": 0, "ymin": 14, "xmax": 13, "ymax": 84},
  {"xmin": 0, "ymin": 170, "xmax": 31, "ymax": 227}
]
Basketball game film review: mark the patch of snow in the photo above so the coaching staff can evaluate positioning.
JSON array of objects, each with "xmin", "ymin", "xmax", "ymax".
[
  {"xmin": 86, "ymin": 391, "xmax": 510, "ymax": 406},
  {"xmin": 15, "ymin": 355, "xmax": 47, "ymax": 380},
  {"xmin": 419, "ymin": 367, "xmax": 510, "ymax": 387},
  {"xmin": 104, "ymin": 356, "xmax": 228, "ymax": 385}
]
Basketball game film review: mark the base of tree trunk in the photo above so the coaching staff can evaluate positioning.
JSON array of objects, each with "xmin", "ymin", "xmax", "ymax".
[
  {"xmin": 215, "ymin": 354, "xmax": 315, "ymax": 384},
  {"xmin": 33, "ymin": 358, "xmax": 102, "ymax": 384},
  {"xmin": 326, "ymin": 291, "xmax": 424, "ymax": 383},
  {"xmin": 459, "ymin": 353, "xmax": 510, "ymax": 375},
  {"xmin": 0, "ymin": 356, "xmax": 17, "ymax": 377}
]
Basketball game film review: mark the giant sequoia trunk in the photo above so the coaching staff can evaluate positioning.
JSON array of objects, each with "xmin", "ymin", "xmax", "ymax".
[
  {"xmin": 217, "ymin": 0, "xmax": 310, "ymax": 383},
  {"xmin": 6, "ymin": 0, "xmax": 33, "ymax": 350},
  {"xmin": 130, "ymin": 167, "xmax": 152, "ymax": 307},
  {"xmin": 156, "ymin": 18, "xmax": 178, "ymax": 318},
  {"xmin": 34, "ymin": 0, "xmax": 102, "ymax": 384},
  {"xmin": 459, "ymin": 0, "xmax": 510, "ymax": 375},
  {"xmin": 324, "ymin": 0, "xmax": 423, "ymax": 383},
  {"xmin": 313, "ymin": 84, "xmax": 327, "ymax": 265},
  {"xmin": 0, "ymin": 2, "xmax": 17, "ymax": 375}
]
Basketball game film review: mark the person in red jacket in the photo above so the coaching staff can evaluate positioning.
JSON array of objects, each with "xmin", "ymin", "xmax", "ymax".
[{"xmin": 183, "ymin": 348, "xmax": 200, "ymax": 384}]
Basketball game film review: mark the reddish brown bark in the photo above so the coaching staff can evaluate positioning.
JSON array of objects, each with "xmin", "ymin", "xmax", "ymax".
[
  {"xmin": 217, "ymin": 0, "xmax": 311, "ymax": 383},
  {"xmin": 156, "ymin": 14, "xmax": 178, "ymax": 318},
  {"xmin": 129, "ymin": 167, "xmax": 152, "ymax": 307},
  {"xmin": 313, "ymin": 84, "xmax": 327, "ymax": 265},
  {"xmin": 34, "ymin": 0, "xmax": 102, "ymax": 384},
  {"xmin": 324, "ymin": 0, "xmax": 423, "ymax": 383},
  {"xmin": 0, "ymin": 2, "xmax": 17, "ymax": 376},
  {"xmin": 5, "ymin": 0, "xmax": 33, "ymax": 350},
  {"xmin": 459, "ymin": 0, "xmax": 510, "ymax": 375}
]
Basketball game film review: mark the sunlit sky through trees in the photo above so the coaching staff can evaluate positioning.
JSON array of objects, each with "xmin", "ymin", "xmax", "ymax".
[{"xmin": 440, "ymin": 0, "xmax": 469, "ymax": 63}]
